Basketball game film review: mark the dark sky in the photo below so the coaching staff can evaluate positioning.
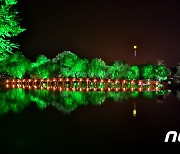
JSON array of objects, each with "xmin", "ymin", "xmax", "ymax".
[{"xmin": 16, "ymin": 0, "xmax": 180, "ymax": 66}]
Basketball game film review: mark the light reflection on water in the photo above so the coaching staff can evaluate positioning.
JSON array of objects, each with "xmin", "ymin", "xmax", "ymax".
[{"xmin": 0, "ymin": 85, "xmax": 172, "ymax": 116}]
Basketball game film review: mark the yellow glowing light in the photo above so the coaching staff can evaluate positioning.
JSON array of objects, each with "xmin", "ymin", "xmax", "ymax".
[
  {"xmin": 101, "ymin": 88, "xmax": 104, "ymax": 91},
  {"xmin": 123, "ymin": 88, "xmax": 126, "ymax": 91},
  {"xmin": 138, "ymin": 87, "xmax": 142, "ymax": 92},
  {"xmin": 79, "ymin": 88, "xmax": 82, "ymax": 91},
  {"xmin": 66, "ymin": 78, "xmax": 69, "ymax": 81},
  {"xmin": 156, "ymin": 87, "xmax": 159, "ymax": 91},
  {"xmin": 34, "ymin": 86, "xmax": 37, "ymax": 89},
  {"xmin": 133, "ymin": 109, "xmax": 136, "ymax": 117},
  {"xmin": 72, "ymin": 88, "xmax": 76, "ymax": 91},
  {"xmin": 6, "ymin": 84, "xmax": 9, "ymax": 88},
  {"xmin": 6, "ymin": 80, "xmax": 9, "ymax": 83},
  {"xmin": 134, "ymin": 45, "xmax": 137, "ymax": 49},
  {"xmin": 108, "ymin": 79, "xmax": 111, "ymax": 83},
  {"xmin": 131, "ymin": 88, "xmax": 134, "ymax": 91},
  {"xmin": 108, "ymin": 88, "xmax": 111, "ymax": 91}
]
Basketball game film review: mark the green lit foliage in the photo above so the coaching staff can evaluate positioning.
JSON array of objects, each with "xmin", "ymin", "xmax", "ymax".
[
  {"xmin": 155, "ymin": 90, "xmax": 168, "ymax": 97},
  {"xmin": 142, "ymin": 91, "xmax": 154, "ymax": 99},
  {"xmin": 88, "ymin": 58, "xmax": 108, "ymax": 79},
  {"xmin": 108, "ymin": 92, "xmax": 130, "ymax": 102},
  {"xmin": 89, "ymin": 91, "xmax": 107, "ymax": 105},
  {"xmin": 141, "ymin": 64, "xmax": 155, "ymax": 80},
  {"xmin": 53, "ymin": 51, "xmax": 90, "ymax": 78},
  {"xmin": 97, "ymin": 82, "xmax": 105, "ymax": 88},
  {"xmin": 107, "ymin": 61, "xmax": 130, "ymax": 79},
  {"xmin": 57, "ymin": 91, "xmax": 88, "ymax": 113},
  {"xmin": 0, "ymin": 51, "xmax": 31, "ymax": 78},
  {"xmin": 0, "ymin": 0, "xmax": 25, "ymax": 61},
  {"xmin": 155, "ymin": 65, "xmax": 169, "ymax": 81},
  {"xmin": 0, "ymin": 49, "xmax": 170, "ymax": 80},
  {"xmin": 130, "ymin": 91, "xmax": 139, "ymax": 98},
  {"xmin": 127, "ymin": 65, "xmax": 140, "ymax": 80},
  {"xmin": 31, "ymin": 55, "xmax": 50, "ymax": 68},
  {"xmin": 58, "ymin": 51, "xmax": 79, "ymax": 77},
  {"xmin": 0, "ymin": 86, "xmax": 169, "ymax": 115},
  {"xmin": 0, "ymin": 88, "xmax": 31, "ymax": 115},
  {"xmin": 31, "ymin": 55, "xmax": 51, "ymax": 78},
  {"xmin": 71, "ymin": 59, "xmax": 89, "ymax": 78}
]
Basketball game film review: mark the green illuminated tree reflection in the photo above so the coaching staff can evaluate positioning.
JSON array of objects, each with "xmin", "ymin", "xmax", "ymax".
[{"xmin": 0, "ymin": 88, "xmax": 168, "ymax": 116}]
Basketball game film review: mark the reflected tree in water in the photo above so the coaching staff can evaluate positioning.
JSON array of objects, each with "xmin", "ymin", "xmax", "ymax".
[{"xmin": 0, "ymin": 88, "xmax": 169, "ymax": 116}]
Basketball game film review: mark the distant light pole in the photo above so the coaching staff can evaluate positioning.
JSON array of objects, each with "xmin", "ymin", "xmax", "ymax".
[{"xmin": 133, "ymin": 45, "xmax": 137, "ymax": 57}]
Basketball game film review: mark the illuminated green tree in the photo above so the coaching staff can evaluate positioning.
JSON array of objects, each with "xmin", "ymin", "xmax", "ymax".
[
  {"xmin": 0, "ymin": 88, "xmax": 31, "ymax": 115},
  {"xmin": 88, "ymin": 58, "xmax": 108, "ymax": 78},
  {"xmin": 142, "ymin": 91, "xmax": 154, "ymax": 99},
  {"xmin": 107, "ymin": 61, "xmax": 130, "ymax": 79},
  {"xmin": 0, "ymin": 0, "xmax": 25, "ymax": 61},
  {"xmin": 141, "ymin": 64, "xmax": 155, "ymax": 79},
  {"xmin": 155, "ymin": 65, "xmax": 169, "ymax": 81},
  {"xmin": 58, "ymin": 51, "xmax": 79, "ymax": 77},
  {"xmin": 108, "ymin": 92, "xmax": 130, "ymax": 102},
  {"xmin": 30, "ymin": 55, "xmax": 51, "ymax": 78},
  {"xmin": 127, "ymin": 65, "xmax": 140, "ymax": 80},
  {"xmin": 70, "ymin": 59, "xmax": 89, "ymax": 78},
  {"xmin": 0, "ymin": 51, "xmax": 31, "ymax": 78},
  {"xmin": 89, "ymin": 91, "xmax": 107, "ymax": 105},
  {"xmin": 31, "ymin": 55, "xmax": 50, "ymax": 68}
]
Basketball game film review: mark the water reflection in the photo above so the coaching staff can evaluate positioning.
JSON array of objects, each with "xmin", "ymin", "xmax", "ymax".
[{"xmin": 0, "ymin": 86, "xmax": 169, "ymax": 116}]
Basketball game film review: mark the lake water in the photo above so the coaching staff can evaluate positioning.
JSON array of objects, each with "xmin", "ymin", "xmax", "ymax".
[{"xmin": 0, "ymin": 87, "xmax": 180, "ymax": 153}]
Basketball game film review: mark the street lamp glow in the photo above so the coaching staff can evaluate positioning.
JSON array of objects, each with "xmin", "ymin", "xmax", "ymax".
[
  {"xmin": 134, "ymin": 45, "xmax": 137, "ymax": 57},
  {"xmin": 134, "ymin": 45, "xmax": 137, "ymax": 49}
]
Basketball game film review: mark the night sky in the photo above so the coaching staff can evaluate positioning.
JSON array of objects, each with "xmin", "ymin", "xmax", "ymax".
[{"xmin": 16, "ymin": 0, "xmax": 180, "ymax": 66}]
